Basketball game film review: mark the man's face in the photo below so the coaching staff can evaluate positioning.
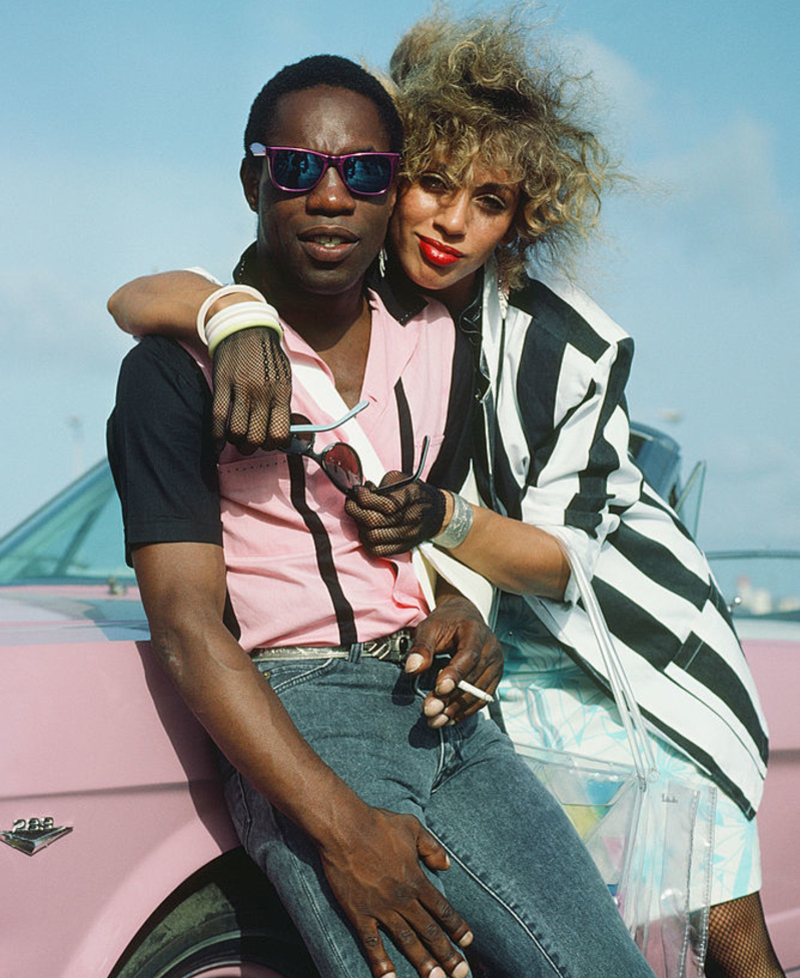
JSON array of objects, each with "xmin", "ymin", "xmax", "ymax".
[{"xmin": 241, "ymin": 85, "xmax": 397, "ymax": 299}]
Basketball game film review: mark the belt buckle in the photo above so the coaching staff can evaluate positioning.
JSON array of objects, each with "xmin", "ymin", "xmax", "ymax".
[
  {"xmin": 380, "ymin": 629, "xmax": 413, "ymax": 662},
  {"xmin": 370, "ymin": 637, "xmax": 392, "ymax": 661}
]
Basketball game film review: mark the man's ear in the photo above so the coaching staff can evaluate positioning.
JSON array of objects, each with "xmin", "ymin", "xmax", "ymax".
[{"xmin": 240, "ymin": 159, "xmax": 259, "ymax": 213}]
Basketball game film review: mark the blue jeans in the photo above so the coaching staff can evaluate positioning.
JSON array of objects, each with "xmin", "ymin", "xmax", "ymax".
[{"xmin": 220, "ymin": 655, "xmax": 654, "ymax": 978}]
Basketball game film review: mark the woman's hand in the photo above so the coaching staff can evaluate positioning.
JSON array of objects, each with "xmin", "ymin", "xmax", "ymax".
[
  {"xmin": 345, "ymin": 478, "xmax": 447, "ymax": 556},
  {"xmin": 211, "ymin": 328, "xmax": 293, "ymax": 455},
  {"xmin": 409, "ymin": 591, "xmax": 503, "ymax": 726}
]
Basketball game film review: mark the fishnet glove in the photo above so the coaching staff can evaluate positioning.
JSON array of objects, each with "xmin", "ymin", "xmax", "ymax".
[
  {"xmin": 211, "ymin": 327, "xmax": 292, "ymax": 455},
  {"xmin": 344, "ymin": 477, "xmax": 447, "ymax": 557}
]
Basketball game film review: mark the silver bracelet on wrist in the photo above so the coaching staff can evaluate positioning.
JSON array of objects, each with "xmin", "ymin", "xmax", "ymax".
[{"xmin": 433, "ymin": 492, "xmax": 473, "ymax": 549}]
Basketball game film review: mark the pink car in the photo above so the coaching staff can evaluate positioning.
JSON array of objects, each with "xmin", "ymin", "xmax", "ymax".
[
  {"xmin": 0, "ymin": 461, "xmax": 316, "ymax": 978},
  {"xmin": 705, "ymin": 550, "xmax": 800, "ymax": 975},
  {"xmin": 2, "ymin": 447, "xmax": 798, "ymax": 976}
]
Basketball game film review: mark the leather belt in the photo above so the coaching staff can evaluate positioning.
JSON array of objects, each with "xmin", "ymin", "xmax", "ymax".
[{"xmin": 251, "ymin": 628, "xmax": 414, "ymax": 666}]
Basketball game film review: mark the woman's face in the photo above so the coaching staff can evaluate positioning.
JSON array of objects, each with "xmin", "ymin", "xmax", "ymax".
[{"xmin": 389, "ymin": 164, "xmax": 521, "ymax": 312}]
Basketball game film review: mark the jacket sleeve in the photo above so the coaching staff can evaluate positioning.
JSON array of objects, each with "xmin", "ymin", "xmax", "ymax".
[{"xmin": 506, "ymin": 285, "xmax": 644, "ymax": 599}]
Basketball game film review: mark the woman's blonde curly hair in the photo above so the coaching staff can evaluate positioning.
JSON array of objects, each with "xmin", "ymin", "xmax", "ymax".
[{"xmin": 389, "ymin": 6, "xmax": 617, "ymax": 289}]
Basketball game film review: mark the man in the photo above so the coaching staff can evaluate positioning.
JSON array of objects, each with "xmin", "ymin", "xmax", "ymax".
[{"xmin": 108, "ymin": 56, "xmax": 655, "ymax": 978}]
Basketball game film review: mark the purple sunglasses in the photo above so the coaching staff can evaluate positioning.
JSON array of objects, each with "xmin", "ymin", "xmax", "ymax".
[{"xmin": 248, "ymin": 143, "xmax": 400, "ymax": 196}]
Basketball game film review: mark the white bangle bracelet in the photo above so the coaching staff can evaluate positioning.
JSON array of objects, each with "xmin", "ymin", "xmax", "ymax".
[
  {"xmin": 433, "ymin": 492, "xmax": 473, "ymax": 549},
  {"xmin": 196, "ymin": 284, "xmax": 274, "ymax": 345},
  {"xmin": 205, "ymin": 301, "xmax": 283, "ymax": 355}
]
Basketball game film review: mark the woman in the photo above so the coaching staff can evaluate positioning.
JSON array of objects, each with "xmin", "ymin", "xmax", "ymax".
[{"xmin": 108, "ymin": 11, "xmax": 783, "ymax": 977}]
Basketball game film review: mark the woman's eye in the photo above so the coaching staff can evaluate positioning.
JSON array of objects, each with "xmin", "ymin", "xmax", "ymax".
[
  {"xmin": 478, "ymin": 195, "xmax": 509, "ymax": 213},
  {"xmin": 419, "ymin": 172, "xmax": 449, "ymax": 192}
]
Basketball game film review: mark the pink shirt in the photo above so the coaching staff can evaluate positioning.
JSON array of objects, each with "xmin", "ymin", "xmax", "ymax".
[{"xmin": 212, "ymin": 291, "xmax": 455, "ymax": 651}]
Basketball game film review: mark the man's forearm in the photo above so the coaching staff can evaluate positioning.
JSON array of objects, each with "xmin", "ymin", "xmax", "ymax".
[
  {"xmin": 135, "ymin": 541, "xmax": 366, "ymax": 842},
  {"xmin": 152, "ymin": 605, "xmax": 370, "ymax": 844}
]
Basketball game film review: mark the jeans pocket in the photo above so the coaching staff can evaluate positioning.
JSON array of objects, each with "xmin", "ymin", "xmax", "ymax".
[{"xmin": 261, "ymin": 656, "xmax": 338, "ymax": 695}]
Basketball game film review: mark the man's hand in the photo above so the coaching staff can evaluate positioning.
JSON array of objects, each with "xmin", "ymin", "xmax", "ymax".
[
  {"xmin": 408, "ymin": 593, "xmax": 502, "ymax": 727},
  {"xmin": 211, "ymin": 327, "xmax": 292, "ymax": 455},
  {"xmin": 136, "ymin": 544, "xmax": 473, "ymax": 978},
  {"xmin": 319, "ymin": 805, "xmax": 472, "ymax": 978},
  {"xmin": 345, "ymin": 478, "xmax": 447, "ymax": 556}
]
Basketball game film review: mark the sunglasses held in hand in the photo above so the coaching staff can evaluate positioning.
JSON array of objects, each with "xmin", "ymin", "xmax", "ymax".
[
  {"xmin": 287, "ymin": 400, "xmax": 429, "ymax": 495},
  {"xmin": 248, "ymin": 144, "xmax": 400, "ymax": 196}
]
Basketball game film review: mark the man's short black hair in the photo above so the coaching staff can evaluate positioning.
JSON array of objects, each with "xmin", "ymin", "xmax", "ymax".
[{"xmin": 244, "ymin": 55, "xmax": 404, "ymax": 158}]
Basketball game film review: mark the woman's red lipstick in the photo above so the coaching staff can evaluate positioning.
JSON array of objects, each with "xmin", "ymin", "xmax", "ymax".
[{"xmin": 418, "ymin": 235, "xmax": 464, "ymax": 267}]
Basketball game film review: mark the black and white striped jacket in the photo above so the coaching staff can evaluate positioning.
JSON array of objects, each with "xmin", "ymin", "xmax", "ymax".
[{"xmin": 468, "ymin": 264, "xmax": 768, "ymax": 819}]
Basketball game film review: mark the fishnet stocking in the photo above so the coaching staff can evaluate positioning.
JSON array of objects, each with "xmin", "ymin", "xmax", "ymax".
[
  {"xmin": 211, "ymin": 327, "xmax": 292, "ymax": 454},
  {"xmin": 705, "ymin": 892, "xmax": 785, "ymax": 978}
]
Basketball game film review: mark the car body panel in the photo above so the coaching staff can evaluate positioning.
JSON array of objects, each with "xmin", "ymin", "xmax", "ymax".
[
  {"xmin": 732, "ymin": 619, "xmax": 800, "ymax": 968},
  {"xmin": 0, "ymin": 587, "xmax": 239, "ymax": 978}
]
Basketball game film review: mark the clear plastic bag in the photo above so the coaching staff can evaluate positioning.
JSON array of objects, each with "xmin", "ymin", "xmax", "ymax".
[
  {"xmin": 515, "ymin": 546, "xmax": 716, "ymax": 978},
  {"xmin": 517, "ymin": 741, "xmax": 714, "ymax": 976},
  {"xmin": 624, "ymin": 771, "xmax": 715, "ymax": 978},
  {"xmin": 517, "ymin": 745, "xmax": 641, "ymax": 890}
]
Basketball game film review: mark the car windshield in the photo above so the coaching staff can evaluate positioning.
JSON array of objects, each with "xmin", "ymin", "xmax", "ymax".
[
  {"xmin": 0, "ymin": 460, "xmax": 133, "ymax": 586},
  {"xmin": 628, "ymin": 423, "xmax": 682, "ymax": 505},
  {"xmin": 707, "ymin": 551, "xmax": 800, "ymax": 622}
]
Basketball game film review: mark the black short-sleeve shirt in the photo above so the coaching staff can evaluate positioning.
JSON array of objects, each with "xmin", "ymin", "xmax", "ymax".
[{"xmin": 107, "ymin": 336, "xmax": 222, "ymax": 564}]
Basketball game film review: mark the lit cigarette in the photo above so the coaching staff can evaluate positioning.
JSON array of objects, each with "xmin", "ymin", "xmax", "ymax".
[{"xmin": 457, "ymin": 679, "xmax": 494, "ymax": 704}]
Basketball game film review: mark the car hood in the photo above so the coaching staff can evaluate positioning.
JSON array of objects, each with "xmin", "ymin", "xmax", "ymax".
[
  {"xmin": 0, "ymin": 584, "xmax": 149, "ymax": 645},
  {"xmin": 735, "ymin": 616, "xmax": 800, "ymax": 644}
]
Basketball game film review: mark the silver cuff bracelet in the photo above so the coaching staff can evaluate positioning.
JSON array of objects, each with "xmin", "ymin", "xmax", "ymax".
[{"xmin": 433, "ymin": 492, "xmax": 473, "ymax": 549}]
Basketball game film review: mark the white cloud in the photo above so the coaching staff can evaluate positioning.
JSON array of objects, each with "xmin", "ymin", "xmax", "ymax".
[
  {"xmin": 639, "ymin": 115, "xmax": 796, "ymax": 281},
  {"xmin": 558, "ymin": 45, "xmax": 800, "ymax": 554},
  {"xmin": 561, "ymin": 32, "xmax": 656, "ymax": 142}
]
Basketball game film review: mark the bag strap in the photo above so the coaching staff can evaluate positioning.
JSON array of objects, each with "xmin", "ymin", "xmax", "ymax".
[
  {"xmin": 291, "ymin": 358, "xmax": 384, "ymax": 479},
  {"xmin": 557, "ymin": 540, "xmax": 658, "ymax": 783}
]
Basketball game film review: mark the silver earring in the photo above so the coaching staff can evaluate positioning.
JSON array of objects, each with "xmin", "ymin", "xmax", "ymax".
[
  {"xmin": 498, "ymin": 280, "xmax": 509, "ymax": 319},
  {"xmin": 378, "ymin": 247, "xmax": 387, "ymax": 278}
]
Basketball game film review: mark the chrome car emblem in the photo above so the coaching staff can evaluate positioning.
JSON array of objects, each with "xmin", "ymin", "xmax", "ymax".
[{"xmin": 1, "ymin": 817, "xmax": 73, "ymax": 856}]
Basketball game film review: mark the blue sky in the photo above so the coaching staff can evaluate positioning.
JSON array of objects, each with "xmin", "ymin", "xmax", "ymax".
[{"xmin": 1, "ymin": 0, "xmax": 798, "ymax": 553}]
